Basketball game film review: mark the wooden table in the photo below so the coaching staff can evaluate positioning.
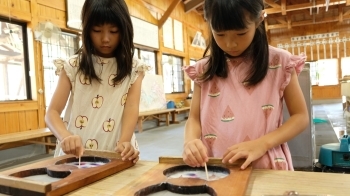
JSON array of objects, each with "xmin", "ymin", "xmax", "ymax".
[{"xmin": 62, "ymin": 161, "xmax": 350, "ymax": 196}]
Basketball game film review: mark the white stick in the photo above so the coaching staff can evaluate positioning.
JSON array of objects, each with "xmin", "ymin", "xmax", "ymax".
[
  {"xmin": 78, "ymin": 156, "xmax": 81, "ymax": 168},
  {"xmin": 204, "ymin": 163, "xmax": 209, "ymax": 181}
]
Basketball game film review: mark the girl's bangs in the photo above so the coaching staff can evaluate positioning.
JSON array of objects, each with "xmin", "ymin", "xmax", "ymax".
[
  {"xmin": 210, "ymin": 1, "xmax": 248, "ymax": 32},
  {"xmin": 89, "ymin": 5, "xmax": 121, "ymax": 27}
]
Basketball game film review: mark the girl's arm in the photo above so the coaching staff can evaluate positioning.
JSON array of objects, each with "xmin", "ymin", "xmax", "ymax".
[
  {"xmin": 262, "ymin": 69, "xmax": 309, "ymax": 150},
  {"xmin": 183, "ymin": 83, "xmax": 208, "ymax": 166},
  {"xmin": 45, "ymin": 69, "xmax": 83, "ymax": 156},
  {"xmin": 223, "ymin": 69, "xmax": 309, "ymax": 169},
  {"xmin": 117, "ymin": 72, "xmax": 144, "ymax": 161}
]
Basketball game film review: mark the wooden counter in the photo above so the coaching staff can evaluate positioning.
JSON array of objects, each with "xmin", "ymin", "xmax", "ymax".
[{"xmin": 63, "ymin": 161, "xmax": 349, "ymax": 196}]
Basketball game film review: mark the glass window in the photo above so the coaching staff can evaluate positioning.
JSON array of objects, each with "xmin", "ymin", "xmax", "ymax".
[
  {"xmin": 317, "ymin": 59, "xmax": 338, "ymax": 86},
  {"xmin": 341, "ymin": 57, "xmax": 350, "ymax": 78},
  {"xmin": 42, "ymin": 33, "xmax": 79, "ymax": 109},
  {"xmin": 140, "ymin": 50, "xmax": 156, "ymax": 74},
  {"xmin": 189, "ymin": 59, "xmax": 196, "ymax": 92},
  {"xmin": 134, "ymin": 48, "xmax": 157, "ymax": 74},
  {"xmin": 0, "ymin": 19, "xmax": 30, "ymax": 101},
  {"xmin": 162, "ymin": 54, "xmax": 184, "ymax": 93}
]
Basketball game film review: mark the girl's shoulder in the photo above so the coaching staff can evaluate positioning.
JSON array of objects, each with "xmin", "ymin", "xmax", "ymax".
[
  {"xmin": 268, "ymin": 45, "xmax": 306, "ymax": 74},
  {"xmin": 132, "ymin": 57, "xmax": 151, "ymax": 72}
]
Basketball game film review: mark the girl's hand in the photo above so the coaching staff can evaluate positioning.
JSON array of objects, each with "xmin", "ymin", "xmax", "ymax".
[
  {"xmin": 115, "ymin": 142, "xmax": 139, "ymax": 163},
  {"xmin": 222, "ymin": 139, "xmax": 268, "ymax": 169},
  {"xmin": 183, "ymin": 139, "xmax": 208, "ymax": 167},
  {"xmin": 60, "ymin": 135, "xmax": 84, "ymax": 157}
]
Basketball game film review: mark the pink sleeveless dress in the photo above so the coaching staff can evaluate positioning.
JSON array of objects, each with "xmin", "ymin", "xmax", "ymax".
[{"xmin": 184, "ymin": 46, "xmax": 306, "ymax": 170}]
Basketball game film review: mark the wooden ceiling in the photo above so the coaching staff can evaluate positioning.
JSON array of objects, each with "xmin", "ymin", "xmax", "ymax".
[{"xmin": 182, "ymin": 0, "xmax": 350, "ymax": 31}]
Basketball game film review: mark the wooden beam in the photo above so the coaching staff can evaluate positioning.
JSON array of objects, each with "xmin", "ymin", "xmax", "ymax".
[
  {"xmin": 184, "ymin": 0, "xmax": 204, "ymax": 13},
  {"xmin": 158, "ymin": 0, "xmax": 182, "ymax": 29},
  {"xmin": 265, "ymin": 0, "xmax": 346, "ymax": 14},
  {"xmin": 267, "ymin": 15, "xmax": 340, "ymax": 30},
  {"xmin": 287, "ymin": 14, "xmax": 291, "ymax": 29},
  {"xmin": 275, "ymin": 18, "xmax": 287, "ymax": 24},
  {"xmin": 264, "ymin": 0, "xmax": 281, "ymax": 8},
  {"xmin": 339, "ymin": 5, "xmax": 343, "ymax": 22},
  {"xmin": 343, "ymin": 8, "xmax": 350, "ymax": 16},
  {"xmin": 281, "ymin": 0, "xmax": 286, "ymax": 15}
]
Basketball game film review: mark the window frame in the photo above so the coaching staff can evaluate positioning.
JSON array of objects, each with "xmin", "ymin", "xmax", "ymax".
[{"xmin": 0, "ymin": 17, "xmax": 31, "ymax": 101}]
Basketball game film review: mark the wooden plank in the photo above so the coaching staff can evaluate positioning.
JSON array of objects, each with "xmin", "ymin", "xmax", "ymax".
[
  {"xmin": 158, "ymin": 0, "xmax": 182, "ymax": 28},
  {"xmin": 0, "ymin": 153, "xmax": 134, "ymax": 195},
  {"xmin": 0, "ymin": 175, "xmax": 51, "ymax": 193},
  {"xmin": 0, "ymin": 0, "xmax": 31, "ymax": 21},
  {"xmin": 0, "ymin": 101, "xmax": 38, "ymax": 113},
  {"xmin": 116, "ymin": 157, "xmax": 252, "ymax": 196},
  {"xmin": 18, "ymin": 111, "xmax": 27, "ymax": 131},
  {"xmin": 0, "ymin": 128, "xmax": 52, "ymax": 144},
  {"xmin": 159, "ymin": 156, "xmax": 245, "ymax": 166},
  {"xmin": 83, "ymin": 149, "xmax": 122, "ymax": 159},
  {"xmin": 139, "ymin": 109, "xmax": 175, "ymax": 116},
  {"xmin": 0, "ymin": 113, "xmax": 6, "ymax": 134},
  {"xmin": 25, "ymin": 110, "xmax": 39, "ymax": 130},
  {"xmin": 4, "ymin": 112, "xmax": 19, "ymax": 134},
  {"xmin": 184, "ymin": 0, "xmax": 204, "ymax": 13},
  {"xmin": 37, "ymin": 0, "xmax": 65, "ymax": 11}
]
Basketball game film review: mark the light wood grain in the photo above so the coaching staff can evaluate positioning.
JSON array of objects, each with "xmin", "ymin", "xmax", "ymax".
[
  {"xmin": 63, "ymin": 161, "xmax": 350, "ymax": 196},
  {"xmin": 0, "ymin": 128, "xmax": 52, "ymax": 144}
]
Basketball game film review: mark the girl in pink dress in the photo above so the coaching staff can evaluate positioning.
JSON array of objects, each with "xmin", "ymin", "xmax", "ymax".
[{"xmin": 183, "ymin": 0, "xmax": 309, "ymax": 170}]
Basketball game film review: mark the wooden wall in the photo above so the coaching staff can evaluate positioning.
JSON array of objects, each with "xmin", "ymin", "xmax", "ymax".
[
  {"xmin": 0, "ymin": 0, "xmax": 208, "ymax": 134},
  {"xmin": 268, "ymin": 22, "xmax": 350, "ymax": 100}
]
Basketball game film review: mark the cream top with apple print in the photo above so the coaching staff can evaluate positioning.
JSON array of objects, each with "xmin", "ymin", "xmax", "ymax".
[
  {"xmin": 184, "ymin": 46, "xmax": 306, "ymax": 170},
  {"xmin": 53, "ymin": 55, "xmax": 149, "ymax": 157}
]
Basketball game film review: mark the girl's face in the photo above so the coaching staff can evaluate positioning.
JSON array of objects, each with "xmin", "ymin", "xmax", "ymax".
[
  {"xmin": 211, "ymin": 13, "xmax": 261, "ymax": 57},
  {"xmin": 90, "ymin": 24, "xmax": 120, "ymax": 58}
]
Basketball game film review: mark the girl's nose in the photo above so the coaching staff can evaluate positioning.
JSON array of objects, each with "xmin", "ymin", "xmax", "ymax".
[
  {"xmin": 102, "ymin": 33, "xmax": 110, "ymax": 42},
  {"xmin": 226, "ymin": 39, "xmax": 238, "ymax": 48}
]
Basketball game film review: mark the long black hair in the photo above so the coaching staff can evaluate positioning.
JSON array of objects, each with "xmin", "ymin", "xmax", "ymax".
[
  {"xmin": 77, "ymin": 0, "xmax": 134, "ymax": 83},
  {"xmin": 202, "ymin": 0, "xmax": 269, "ymax": 86}
]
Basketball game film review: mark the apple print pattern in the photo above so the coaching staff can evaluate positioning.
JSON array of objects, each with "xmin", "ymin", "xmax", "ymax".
[
  {"xmin": 53, "ymin": 55, "xmax": 150, "ymax": 156},
  {"xmin": 91, "ymin": 95, "xmax": 103, "ymax": 109}
]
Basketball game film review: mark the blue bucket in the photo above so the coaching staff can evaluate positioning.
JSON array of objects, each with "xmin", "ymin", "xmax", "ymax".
[{"xmin": 167, "ymin": 101, "xmax": 175, "ymax": 109}]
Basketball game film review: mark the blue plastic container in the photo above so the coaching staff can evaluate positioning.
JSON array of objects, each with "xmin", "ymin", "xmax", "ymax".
[{"xmin": 167, "ymin": 101, "xmax": 175, "ymax": 109}]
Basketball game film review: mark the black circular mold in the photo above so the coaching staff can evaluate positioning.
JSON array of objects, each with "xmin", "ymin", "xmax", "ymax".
[
  {"xmin": 54, "ymin": 156, "xmax": 110, "ymax": 165},
  {"xmin": 134, "ymin": 182, "xmax": 217, "ymax": 196},
  {"xmin": 163, "ymin": 165, "xmax": 230, "ymax": 178}
]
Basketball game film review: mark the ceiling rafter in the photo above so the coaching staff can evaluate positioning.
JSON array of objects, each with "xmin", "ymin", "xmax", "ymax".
[{"xmin": 182, "ymin": 0, "xmax": 350, "ymax": 31}]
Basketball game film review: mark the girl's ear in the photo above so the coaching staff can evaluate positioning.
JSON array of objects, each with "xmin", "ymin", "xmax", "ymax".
[
  {"xmin": 259, "ymin": 10, "xmax": 266, "ymax": 22},
  {"xmin": 256, "ymin": 10, "xmax": 266, "ymax": 27}
]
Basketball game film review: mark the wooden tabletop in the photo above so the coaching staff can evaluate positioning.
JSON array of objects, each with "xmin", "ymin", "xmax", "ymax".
[{"xmin": 63, "ymin": 161, "xmax": 349, "ymax": 196}]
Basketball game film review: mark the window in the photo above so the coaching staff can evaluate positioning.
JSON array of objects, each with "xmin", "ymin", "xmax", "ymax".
[
  {"xmin": 316, "ymin": 59, "xmax": 338, "ymax": 86},
  {"xmin": 189, "ymin": 59, "xmax": 197, "ymax": 92},
  {"xmin": 0, "ymin": 19, "xmax": 30, "ymax": 101},
  {"xmin": 309, "ymin": 59, "xmax": 339, "ymax": 86},
  {"xmin": 162, "ymin": 54, "xmax": 184, "ymax": 93},
  {"xmin": 42, "ymin": 33, "xmax": 79, "ymax": 109},
  {"xmin": 134, "ymin": 48, "xmax": 157, "ymax": 74},
  {"xmin": 341, "ymin": 57, "xmax": 350, "ymax": 78}
]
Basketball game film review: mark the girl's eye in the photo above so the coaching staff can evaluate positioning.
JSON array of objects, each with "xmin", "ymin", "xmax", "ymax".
[
  {"xmin": 215, "ymin": 33, "xmax": 224, "ymax": 36},
  {"xmin": 111, "ymin": 30, "xmax": 119, "ymax": 33},
  {"xmin": 92, "ymin": 29, "xmax": 101, "ymax": 32},
  {"xmin": 237, "ymin": 32, "xmax": 247, "ymax": 36}
]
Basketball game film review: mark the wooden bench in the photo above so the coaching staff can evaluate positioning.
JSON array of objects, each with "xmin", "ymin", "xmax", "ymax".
[
  {"xmin": 0, "ymin": 128, "xmax": 56, "ymax": 153},
  {"xmin": 171, "ymin": 106, "xmax": 191, "ymax": 124},
  {"xmin": 137, "ymin": 109, "xmax": 175, "ymax": 132}
]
